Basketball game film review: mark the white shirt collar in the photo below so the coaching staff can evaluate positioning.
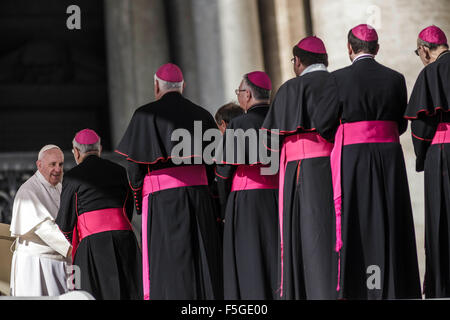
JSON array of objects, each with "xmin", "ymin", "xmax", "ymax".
[
  {"xmin": 352, "ymin": 53, "xmax": 375, "ymax": 64},
  {"xmin": 300, "ymin": 63, "xmax": 328, "ymax": 77}
]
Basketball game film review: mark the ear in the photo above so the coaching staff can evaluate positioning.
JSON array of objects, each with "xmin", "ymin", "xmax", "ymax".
[
  {"xmin": 423, "ymin": 46, "xmax": 432, "ymax": 61},
  {"xmin": 99, "ymin": 145, "xmax": 103, "ymax": 156},
  {"xmin": 374, "ymin": 44, "xmax": 380, "ymax": 55},
  {"xmin": 36, "ymin": 160, "xmax": 41, "ymax": 170},
  {"xmin": 347, "ymin": 42, "xmax": 353, "ymax": 55},
  {"xmin": 154, "ymin": 79, "xmax": 160, "ymax": 97},
  {"xmin": 246, "ymin": 88, "xmax": 252, "ymax": 101},
  {"xmin": 295, "ymin": 56, "xmax": 302, "ymax": 68}
]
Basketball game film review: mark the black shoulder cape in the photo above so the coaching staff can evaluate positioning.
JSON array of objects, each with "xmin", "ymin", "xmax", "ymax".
[
  {"xmin": 217, "ymin": 104, "xmax": 272, "ymax": 165},
  {"xmin": 406, "ymin": 52, "xmax": 450, "ymax": 119},
  {"xmin": 116, "ymin": 92, "xmax": 217, "ymax": 164},
  {"xmin": 262, "ymin": 71, "xmax": 330, "ymax": 135}
]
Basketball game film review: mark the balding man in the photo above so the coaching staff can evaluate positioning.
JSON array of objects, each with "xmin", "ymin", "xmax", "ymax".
[
  {"xmin": 312, "ymin": 24, "xmax": 421, "ymax": 299},
  {"xmin": 116, "ymin": 63, "xmax": 222, "ymax": 300},
  {"xmin": 405, "ymin": 25, "xmax": 450, "ymax": 299},
  {"xmin": 56, "ymin": 129, "xmax": 141, "ymax": 300},
  {"xmin": 216, "ymin": 71, "xmax": 279, "ymax": 299},
  {"xmin": 10, "ymin": 145, "xmax": 71, "ymax": 296}
]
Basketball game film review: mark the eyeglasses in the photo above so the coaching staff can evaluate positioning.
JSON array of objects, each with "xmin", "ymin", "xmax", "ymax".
[
  {"xmin": 291, "ymin": 57, "xmax": 296, "ymax": 64},
  {"xmin": 235, "ymin": 89, "xmax": 246, "ymax": 95}
]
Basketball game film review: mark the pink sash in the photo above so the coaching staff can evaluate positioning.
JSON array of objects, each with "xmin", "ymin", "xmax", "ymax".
[
  {"xmin": 330, "ymin": 121, "xmax": 399, "ymax": 292},
  {"xmin": 231, "ymin": 165, "xmax": 278, "ymax": 191},
  {"xmin": 432, "ymin": 123, "xmax": 450, "ymax": 144},
  {"xmin": 278, "ymin": 132, "xmax": 334, "ymax": 298},
  {"xmin": 72, "ymin": 208, "xmax": 132, "ymax": 260},
  {"xmin": 141, "ymin": 165, "xmax": 208, "ymax": 300}
]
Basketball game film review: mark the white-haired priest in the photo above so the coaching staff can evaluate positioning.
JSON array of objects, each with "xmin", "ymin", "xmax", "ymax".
[{"xmin": 9, "ymin": 144, "xmax": 72, "ymax": 296}]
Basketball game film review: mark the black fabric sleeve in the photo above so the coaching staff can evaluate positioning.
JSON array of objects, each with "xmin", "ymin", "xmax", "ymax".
[
  {"xmin": 397, "ymin": 75, "xmax": 409, "ymax": 135},
  {"xmin": 55, "ymin": 176, "xmax": 78, "ymax": 243},
  {"xmin": 127, "ymin": 161, "xmax": 147, "ymax": 215},
  {"xmin": 312, "ymin": 73, "xmax": 342, "ymax": 142},
  {"xmin": 411, "ymin": 114, "xmax": 439, "ymax": 172},
  {"xmin": 125, "ymin": 189, "xmax": 135, "ymax": 222},
  {"xmin": 215, "ymin": 164, "xmax": 237, "ymax": 220}
]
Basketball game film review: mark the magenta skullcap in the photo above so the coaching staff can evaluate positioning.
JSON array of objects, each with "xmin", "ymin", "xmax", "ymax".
[
  {"xmin": 297, "ymin": 36, "xmax": 327, "ymax": 54},
  {"xmin": 75, "ymin": 129, "xmax": 100, "ymax": 145},
  {"xmin": 246, "ymin": 71, "xmax": 272, "ymax": 90},
  {"xmin": 352, "ymin": 24, "xmax": 378, "ymax": 42},
  {"xmin": 419, "ymin": 25, "xmax": 448, "ymax": 45},
  {"xmin": 156, "ymin": 63, "xmax": 184, "ymax": 82}
]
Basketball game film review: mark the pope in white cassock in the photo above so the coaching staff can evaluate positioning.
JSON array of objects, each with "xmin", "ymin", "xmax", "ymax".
[{"xmin": 9, "ymin": 145, "xmax": 72, "ymax": 296}]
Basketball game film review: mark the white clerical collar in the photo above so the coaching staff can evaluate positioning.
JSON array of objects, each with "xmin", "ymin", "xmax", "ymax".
[
  {"xmin": 35, "ymin": 170, "xmax": 60, "ymax": 190},
  {"xmin": 352, "ymin": 53, "xmax": 375, "ymax": 64},
  {"xmin": 300, "ymin": 63, "xmax": 328, "ymax": 76}
]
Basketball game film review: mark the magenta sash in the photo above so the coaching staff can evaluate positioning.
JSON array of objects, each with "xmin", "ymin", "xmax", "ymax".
[
  {"xmin": 72, "ymin": 208, "xmax": 132, "ymax": 260},
  {"xmin": 432, "ymin": 123, "xmax": 450, "ymax": 144},
  {"xmin": 330, "ymin": 120, "xmax": 399, "ymax": 292},
  {"xmin": 231, "ymin": 165, "xmax": 278, "ymax": 191},
  {"xmin": 278, "ymin": 132, "xmax": 334, "ymax": 298},
  {"xmin": 141, "ymin": 165, "xmax": 208, "ymax": 300}
]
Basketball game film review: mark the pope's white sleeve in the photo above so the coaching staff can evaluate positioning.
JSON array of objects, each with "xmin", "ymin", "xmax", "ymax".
[{"xmin": 34, "ymin": 219, "xmax": 71, "ymax": 257}]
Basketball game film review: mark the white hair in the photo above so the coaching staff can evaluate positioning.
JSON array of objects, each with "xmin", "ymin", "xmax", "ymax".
[
  {"xmin": 72, "ymin": 138, "xmax": 101, "ymax": 154},
  {"xmin": 154, "ymin": 74, "xmax": 184, "ymax": 91},
  {"xmin": 38, "ymin": 144, "xmax": 62, "ymax": 161}
]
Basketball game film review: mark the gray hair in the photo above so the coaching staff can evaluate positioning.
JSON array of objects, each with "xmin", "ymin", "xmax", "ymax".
[
  {"xmin": 418, "ymin": 38, "xmax": 449, "ymax": 50},
  {"xmin": 72, "ymin": 138, "xmax": 101, "ymax": 154},
  {"xmin": 154, "ymin": 74, "xmax": 184, "ymax": 91},
  {"xmin": 38, "ymin": 144, "xmax": 62, "ymax": 160}
]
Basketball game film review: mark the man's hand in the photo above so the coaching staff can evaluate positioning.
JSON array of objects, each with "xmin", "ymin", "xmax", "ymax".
[{"xmin": 66, "ymin": 246, "xmax": 73, "ymax": 263}]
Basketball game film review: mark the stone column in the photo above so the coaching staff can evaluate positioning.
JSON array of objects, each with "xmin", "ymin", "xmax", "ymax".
[
  {"xmin": 218, "ymin": 0, "xmax": 265, "ymax": 105},
  {"xmin": 191, "ymin": 0, "xmax": 226, "ymax": 113},
  {"xmin": 167, "ymin": 0, "xmax": 266, "ymax": 115},
  {"xmin": 104, "ymin": 0, "xmax": 170, "ymax": 147},
  {"xmin": 258, "ymin": 0, "xmax": 310, "ymax": 92},
  {"xmin": 311, "ymin": 0, "xmax": 450, "ymax": 286},
  {"xmin": 165, "ymin": 0, "xmax": 201, "ymax": 106}
]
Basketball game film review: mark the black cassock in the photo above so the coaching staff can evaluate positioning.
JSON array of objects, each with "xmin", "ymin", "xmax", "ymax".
[
  {"xmin": 262, "ymin": 70, "xmax": 338, "ymax": 300},
  {"xmin": 56, "ymin": 155, "xmax": 142, "ymax": 300},
  {"xmin": 116, "ymin": 92, "xmax": 222, "ymax": 300},
  {"xmin": 405, "ymin": 50, "xmax": 450, "ymax": 298},
  {"xmin": 312, "ymin": 56, "xmax": 421, "ymax": 299},
  {"xmin": 216, "ymin": 104, "xmax": 279, "ymax": 300}
]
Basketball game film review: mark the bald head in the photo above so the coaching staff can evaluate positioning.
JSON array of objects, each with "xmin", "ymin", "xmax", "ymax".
[{"xmin": 36, "ymin": 145, "xmax": 64, "ymax": 186}]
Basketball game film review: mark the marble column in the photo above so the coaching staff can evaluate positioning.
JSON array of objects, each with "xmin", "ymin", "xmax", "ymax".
[
  {"xmin": 166, "ymin": 0, "xmax": 266, "ymax": 115},
  {"xmin": 258, "ymin": 0, "xmax": 310, "ymax": 92},
  {"xmin": 311, "ymin": 0, "xmax": 450, "ymax": 287},
  {"xmin": 218, "ymin": 0, "xmax": 265, "ymax": 106},
  {"xmin": 104, "ymin": 0, "xmax": 170, "ymax": 147}
]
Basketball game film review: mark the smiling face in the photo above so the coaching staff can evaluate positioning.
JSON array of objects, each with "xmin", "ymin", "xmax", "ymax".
[{"xmin": 37, "ymin": 148, "xmax": 64, "ymax": 186}]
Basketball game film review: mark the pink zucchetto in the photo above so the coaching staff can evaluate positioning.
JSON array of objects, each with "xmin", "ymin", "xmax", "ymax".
[
  {"xmin": 156, "ymin": 63, "xmax": 184, "ymax": 82},
  {"xmin": 297, "ymin": 36, "xmax": 327, "ymax": 54},
  {"xmin": 419, "ymin": 25, "xmax": 448, "ymax": 45},
  {"xmin": 75, "ymin": 129, "xmax": 100, "ymax": 145},
  {"xmin": 246, "ymin": 71, "xmax": 272, "ymax": 90},
  {"xmin": 352, "ymin": 24, "xmax": 378, "ymax": 42}
]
